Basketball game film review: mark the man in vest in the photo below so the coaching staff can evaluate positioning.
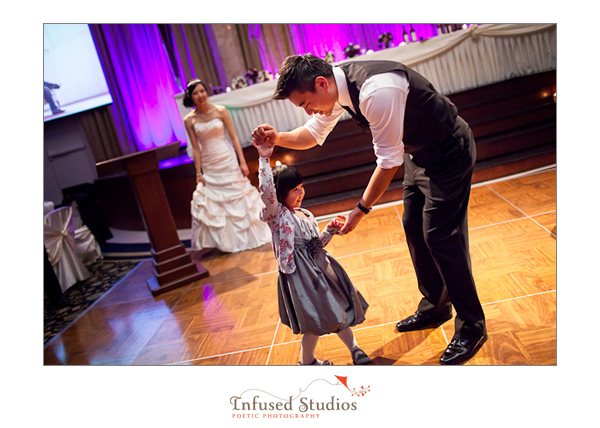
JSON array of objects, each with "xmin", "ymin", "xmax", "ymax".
[{"xmin": 251, "ymin": 54, "xmax": 487, "ymax": 365}]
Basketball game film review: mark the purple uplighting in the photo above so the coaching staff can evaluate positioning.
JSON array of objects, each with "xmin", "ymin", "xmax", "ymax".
[
  {"xmin": 93, "ymin": 24, "xmax": 187, "ymax": 152},
  {"xmin": 287, "ymin": 24, "xmax": 438, "ymax": 62},
  {"xmin": 92, "ymin": 24, "xmax": 455, "ymax": 154}
]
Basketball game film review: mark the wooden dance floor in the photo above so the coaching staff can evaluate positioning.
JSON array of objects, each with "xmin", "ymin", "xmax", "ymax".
[{"xmin": 44, "ymin": 167, "xmax": 557, "ymax": 365}]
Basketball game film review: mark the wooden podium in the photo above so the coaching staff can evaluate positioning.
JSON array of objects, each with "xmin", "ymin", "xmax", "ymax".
[{"xmin": 96, "ymin": 142, "xmax": 208, "ymax": 296}]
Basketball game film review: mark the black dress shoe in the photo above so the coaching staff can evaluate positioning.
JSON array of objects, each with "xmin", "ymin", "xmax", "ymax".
[
  {"xmin": 396, "ymin": 311, "xmax": 452, "ymax": 332},
  {"xmin": 351, "ymin": 348, "xmax": 372, "ymax": 365},
  {"xmin": 439, "ymin": 333, "xmax": 487, "ymax": 365},
  {"xmin": 298, "ymin": 359, "xmax": 333, "ymax": 365}
]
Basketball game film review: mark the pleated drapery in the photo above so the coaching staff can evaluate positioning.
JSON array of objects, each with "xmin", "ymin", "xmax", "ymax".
[
  {"xmin": 84, "ymin": 23, "xmax": 555, "ymax": 159},
  {"xmin": 174, "ymin": 24, "xmax": 556, "ymax": 147},
  {"xmin": 89, "ymin": 24, "xmax": 187, "ymax": 153}
]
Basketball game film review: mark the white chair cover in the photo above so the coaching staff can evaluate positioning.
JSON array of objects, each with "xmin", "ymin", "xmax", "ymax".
[
  {"xmin": 73, "ymin": 215, "xmax": 103, "ymax": 264},
  {"xmin": 43, "ymin": 207, "xmax": 91, "ymax": 293}
]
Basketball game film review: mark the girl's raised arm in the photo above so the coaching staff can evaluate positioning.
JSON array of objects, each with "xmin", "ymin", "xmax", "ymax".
[{"xmin": 257, "ymin": 157, "xmax": 278, "ymax": 223}]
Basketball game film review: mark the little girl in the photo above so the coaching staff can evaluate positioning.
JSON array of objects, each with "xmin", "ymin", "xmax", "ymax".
[{"xmin": 256, "ymin": 142, "xmax": 371, "ymax": 365}]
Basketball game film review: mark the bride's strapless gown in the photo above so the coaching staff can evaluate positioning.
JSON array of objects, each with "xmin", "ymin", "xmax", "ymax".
[{"xmin": 190, "ymin": 118, "xmax": 270, "ymax": 253}]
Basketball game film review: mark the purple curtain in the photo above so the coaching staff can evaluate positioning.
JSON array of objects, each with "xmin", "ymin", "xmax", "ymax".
[
  {"xmin": 287, "ymin": 24, "xmax": 439, "ymax": 62},
  {"xmin": 88, "ymin": 23, "xmax": 454, "ymax": 156},
  {"xmin": 91, "ymin": 24, "xmax": 186, "ymax": 152}
]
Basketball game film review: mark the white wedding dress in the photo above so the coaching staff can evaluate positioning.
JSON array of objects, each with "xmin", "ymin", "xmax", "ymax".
[{"xmin": 190, "ymin": 118, "xmax": 271, "ymax": 253}]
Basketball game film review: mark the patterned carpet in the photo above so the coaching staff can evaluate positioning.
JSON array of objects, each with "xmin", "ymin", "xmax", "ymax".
[{"xmin": 43, "ymin": 259, "xmax": 141, "ymax": 344}]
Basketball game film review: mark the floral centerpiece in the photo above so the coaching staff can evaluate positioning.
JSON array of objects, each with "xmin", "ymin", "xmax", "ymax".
[
  {"xmin": 232, "ymin": 75, "xmax": 248, "ymax": 90},
  {"xmin": 378, "ymin": 32, "xmax": 393, "ymax": 49},
  {"xmin": 232, "ymin": 68, "xmax": 273, "ymax": 90},
  {"xmin": 324, "ymin": 52, "xmax": 335, "ymax": 63},
  {"xmin": 343, "ymin": 43, "xmax": 361, "ymax": 58},
  {"xmin": 209, "ymin": 84, "xmax": 226, "ymax": 95},
  {"xmin": 257, "ymin": 70, "xmax": 273, "ymax": 83},
  {"xmin": 244, "ymin": 68, "xmax": 259, "ymax": 84}
]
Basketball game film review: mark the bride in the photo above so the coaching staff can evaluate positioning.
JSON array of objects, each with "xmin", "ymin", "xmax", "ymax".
[{"xmin": 183, "ymin": 79, "xmax": 270, "ymax": 253}]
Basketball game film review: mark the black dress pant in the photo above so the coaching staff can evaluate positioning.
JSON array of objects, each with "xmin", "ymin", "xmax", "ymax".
[{"xmin": 402, "ymin": 116, "xmax": 486, "ymax": 339}]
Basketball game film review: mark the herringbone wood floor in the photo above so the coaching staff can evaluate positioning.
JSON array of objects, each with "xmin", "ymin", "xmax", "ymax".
[{"xmin": 44, "ymin": 167, "xmax": 556, "ymax": 365}]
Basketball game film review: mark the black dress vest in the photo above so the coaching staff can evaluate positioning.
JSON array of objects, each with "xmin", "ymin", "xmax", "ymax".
[{"xmin": 338, "ymin": 60, "xmax": 458, "ymax": 166}]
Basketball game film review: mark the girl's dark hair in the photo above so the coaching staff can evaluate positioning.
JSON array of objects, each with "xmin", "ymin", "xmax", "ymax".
[
  {"xmin": 273, "ymin": 54, "xmax": 333, "ymax": 100},
  {"xmin": 183, "ymin": 79, "xmax": 210, "ymax": 108},
  {"xmin": 272, "ymin": 164, "xmax": 303, "ymax": 205}
]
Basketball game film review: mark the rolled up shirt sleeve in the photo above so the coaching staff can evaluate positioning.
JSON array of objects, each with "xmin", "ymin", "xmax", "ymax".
[
  {"xmin": 360, "ymin": 74, "xmax": 409, "ymax": 169},
  {"xmin": 302, "ymin": 103, "xmax": 346, "ymax": 146}
]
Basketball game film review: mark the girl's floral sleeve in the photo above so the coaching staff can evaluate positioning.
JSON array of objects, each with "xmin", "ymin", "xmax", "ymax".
[
  {"xmin": 319, "ymin": 226, "xmax": 336, "ymax": 247},
  {"xmin": 258, "ymin": 157, "xmax": 277, "ymax": 223},
  {"xmin": 304, "ymin": 210, "xmax": 337, "ymax": 248}
]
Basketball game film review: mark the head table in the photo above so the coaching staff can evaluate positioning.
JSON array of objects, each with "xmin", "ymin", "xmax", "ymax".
[{"xmin": 173, "ymin": 24, "xmax": 556, "ymax": 151}]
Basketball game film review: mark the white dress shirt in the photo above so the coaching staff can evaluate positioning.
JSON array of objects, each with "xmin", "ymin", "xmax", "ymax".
[{"xmin": 303, "ymin": 66, "xmax": 410, "ymax": 169}]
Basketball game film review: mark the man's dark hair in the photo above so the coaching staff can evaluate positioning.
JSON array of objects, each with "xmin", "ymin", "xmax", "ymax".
[
  {"xmin": 273, "ymin": 54, "xmax": 333, "ymax": 100},
  {"xmin": 272, "ymin": 164, "xmax": 304, "ymax": 205}
]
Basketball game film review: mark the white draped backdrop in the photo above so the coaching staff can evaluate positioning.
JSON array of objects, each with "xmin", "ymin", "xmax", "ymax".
[{"xmin": 174, "ymin": 24, "xmax": 556, "ymax": 150}]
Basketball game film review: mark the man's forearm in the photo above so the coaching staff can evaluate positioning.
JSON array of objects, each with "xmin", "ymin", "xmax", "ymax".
[
  {"xmin": 360, "ymin": 165, "xmax": 400, "ymax": 208},
  {"xmin": 276, "ymin": 127, "xmax": 319, "ymax": 150}
]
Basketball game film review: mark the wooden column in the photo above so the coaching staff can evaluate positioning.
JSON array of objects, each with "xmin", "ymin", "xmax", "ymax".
[{"xmin": 96, "ymin": 143, "xmax": 208, "ymax": 296}]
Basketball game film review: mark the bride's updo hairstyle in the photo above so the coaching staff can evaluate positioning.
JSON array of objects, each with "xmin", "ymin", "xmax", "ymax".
[
  {"xmin": 272, "ymin": 164, "xmax": 303, "ymax": 205},
  {"xmin": 183, "ymin": 79, "xmax": 210, "ymax": 108}
]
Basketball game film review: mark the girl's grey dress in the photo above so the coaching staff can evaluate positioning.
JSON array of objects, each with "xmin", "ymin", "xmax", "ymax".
[{"xmin": 277, "ymin": 209, "xmax": 368, "ymax": 336}]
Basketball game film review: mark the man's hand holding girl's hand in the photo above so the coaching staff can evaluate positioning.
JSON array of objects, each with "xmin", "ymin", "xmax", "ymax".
[{"xmin": 326, "ymin": 215, "xmax": 347, "ymax": 234}]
